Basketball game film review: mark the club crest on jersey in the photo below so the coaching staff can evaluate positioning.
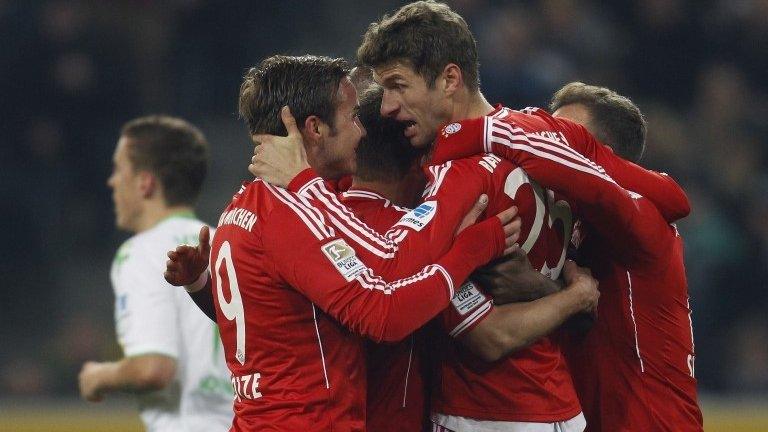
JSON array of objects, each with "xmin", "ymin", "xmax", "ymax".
[
  {"xmin": 394, "ymin": 201, "xmax": 437, "ymax": 231},
  {"xmin": 442, "ymin": 122, "xmax": 462, "ymax": 137},
  {"xmin": 451, "ymin": 281, "xmax": 487, "ymax": 316},
  {"xmin": 321, "ymin": 239, "xmax": 366, "ymax": 282}
]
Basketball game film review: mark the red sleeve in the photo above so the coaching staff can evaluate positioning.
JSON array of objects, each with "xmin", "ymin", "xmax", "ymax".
[
  {"xmin": 434, "ymin": 114, "xmax": 670, "ymax": 267},
  {"xmin": 548, "ymin": 113, "xmax": 690, "ymax": 222},
  {"xmin": 262, "ymin": 194, "xmax": 506, "ymax": 343},
  {"xmin": 441, "ymin": 281, "xmax": 493, "ymax": 338},
  {"xmin": 430, "ymin": 109, "xmax": 691, "ymax": 223},
  {"xmin": 285, "ymin": 160, "xmax": 492, "ymax": 280}
]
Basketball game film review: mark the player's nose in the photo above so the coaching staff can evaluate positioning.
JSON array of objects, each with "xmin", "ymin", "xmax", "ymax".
[{"xmin": 380, "ymin": 91, "xmax": 399, "ymax": 118}]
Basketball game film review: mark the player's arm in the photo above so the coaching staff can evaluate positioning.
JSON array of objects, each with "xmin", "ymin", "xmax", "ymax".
[
  {"xmin": 434, "ymin": 115, "xmax": 669, "ymax": 265},
  {"xmin": 459, "ymin": 261, "xmax": 598, "ymax": 362},
  {"xmin": 250, "ymin": 107, "xmax": 497, "ymax": 275},
  {"xmin": 79, "ymin": 355, "xmax": 176, "ymax": 402},
  {"xmin": 429, "ymin": 112, "xmax": 690, "ymax": 223},
  {"xmin": 164, "ymin": 226, "xmax": 216, "ymax": 322},
  {"xmin": 472, "ymin": 248, "xmax": 562, "ymax": 305},
  {"xmin": 550, "ymin": 113, "xmax": 690, "ymax": 222},
  {"xmin": 81, "ymin": 249, "xmax": 180, "ymax": 402},
  {"xmin": 262, "ymin": 195, "xmax": 518, "ymax": 343}
]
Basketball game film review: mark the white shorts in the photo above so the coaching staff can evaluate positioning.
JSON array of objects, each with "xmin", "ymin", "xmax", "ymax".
[{"xmin": 431, "ymin": 412, "xmax": 586, "ymax": 432}]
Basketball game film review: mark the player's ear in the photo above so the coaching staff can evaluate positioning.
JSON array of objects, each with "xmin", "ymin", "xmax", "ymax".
[
  {"xmin": 442, "ymin": 63, "xmax": 462, "ymax": 96},
  {"xmin": 303, "ymin": 115, "xmax": 323, "ymax": 140},
  {"xmin": 137, "ymin": 171, "xmax": 157, "ymax": 199}
]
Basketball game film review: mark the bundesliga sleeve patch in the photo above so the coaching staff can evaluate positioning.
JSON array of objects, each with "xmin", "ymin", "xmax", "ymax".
[
  {"xmin": 393, "ymin": 201, "xmax": 437, "ymax": 231},
  {"xmin": 451, "ymin": 281, "xmax": 487, "ymax": 316},
  {"xmin": 321, "ymin": 239, "xmax": 367, "ymax": 282}
]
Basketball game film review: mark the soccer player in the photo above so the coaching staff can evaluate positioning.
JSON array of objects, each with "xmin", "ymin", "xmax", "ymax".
[
  {"xmin": 78, "ymin": 116, "xmax": 233, "ymax": 431},
  {"xmin": 252, "ymin": 3, "xmax": 698, "ymax": 431},
  {"xmin": 165, "ymin": 55, "xmax": 520, "ymax": 431},
  {"xmin": 428, "ymin": 82, "xmax": 703, "ymax": 431},
  {"xmin": 345, "ymin": 84, "xmax": 601, "ymax": 431}
]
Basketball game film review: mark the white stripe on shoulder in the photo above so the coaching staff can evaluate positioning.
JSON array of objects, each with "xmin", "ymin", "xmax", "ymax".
[{"xmin": 265, "ymin": 183, "xmax": 334, "ymax": 240}]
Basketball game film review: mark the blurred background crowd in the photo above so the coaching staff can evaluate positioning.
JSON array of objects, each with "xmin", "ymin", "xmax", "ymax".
[{"xmin": 1, "ymin": 0, "xmax": 766, "ymax": 405}]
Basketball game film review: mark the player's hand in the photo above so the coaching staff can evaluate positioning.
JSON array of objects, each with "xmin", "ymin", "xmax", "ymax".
[
  {"xmin": 473, "ymin": 250, "xmax": 562, "ymax": 304},
  {"xmin": 79, "ymin": 361, "xmax": 107, "ymax": 402},
  {"xmin": 456, "ymin": 196, "xmax": 521, "ymax": 255},
  {"xmin": 562, "ymin": 260, "xmax": 599, "ymax": 313},
  {"xmin": 494, "ymin": 205, "xmax": 521, "ymax": 255},
  {"xmin": 456, "ymin": 194, "xmax": 489, "ymax": 234},
  {"xmin": 164, "ymin": 226, "xmax": 211, "ymax": 287},
  {"xmin": 248, "ymin": 105, "xmax": 310, "ymax": 187}
]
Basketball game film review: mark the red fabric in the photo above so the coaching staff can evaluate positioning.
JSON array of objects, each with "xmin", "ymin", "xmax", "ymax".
[
  {"xmin": 212, "ymin": 180, "xmax": 504, "ymax": 431},
  {"xmin": 432, "ymin": 107, "xmax": 702, "ymax": 431}
]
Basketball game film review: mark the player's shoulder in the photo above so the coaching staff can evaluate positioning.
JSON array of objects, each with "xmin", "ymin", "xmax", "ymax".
[{"xmin": 495, "ymin": 106, "xmax": 560, "ymax": 130}]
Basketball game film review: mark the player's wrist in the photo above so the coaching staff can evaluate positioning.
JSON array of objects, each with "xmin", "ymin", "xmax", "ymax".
[{"xmin": 184, "ymin": 271, "xmax": 209, "ymax": 293}]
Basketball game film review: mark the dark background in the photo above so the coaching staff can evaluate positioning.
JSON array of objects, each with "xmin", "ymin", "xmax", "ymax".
[{"xmin": 1, "ymin": 0, "xmax": 766, "ymax": 404}]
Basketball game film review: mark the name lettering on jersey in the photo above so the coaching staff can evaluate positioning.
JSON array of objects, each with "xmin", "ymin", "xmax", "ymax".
[
  {"xmin": 218, "ymin": 207, "xmax": 258, "ymax": 232},
  {"xmin": 231, "ymin": 372, "xmax": 263, "ymax": 402},
  {"xmin": 394, "ymin": 201, "xmax": 437, "ymax": 231},
  {"xmin": 451, "ymin": 282, "xmax": 487, "ymax": 316},
  {"xmin": 478, "ymin": 154, "xmax": 502, "ymax": 173},
  {"xmin": 528, "ymin": 130, "xmax": 568, "ymax": 146},
  {"xmin": 321, "ymin": 239, "xmax": 367, "ymax": 282}
]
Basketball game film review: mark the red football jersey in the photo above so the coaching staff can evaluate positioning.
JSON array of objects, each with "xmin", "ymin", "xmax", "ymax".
[
  {"xmin": 431, "ymin": 107, "xmax": 703, "ymax": 431},
  {"xmin": 424, "ymin": 154, "xmax": 582, "ymax": 423},
  {"xmin": 210, "ymin": 180, "xmax": 504, "ymax": 431},
  {"xmin": 336, "ymin": 189, "xmax": 425, "ymax": 432},
  {"xmin": 290, "ymin": 152, "xmax": 583, "ymax": 422}
]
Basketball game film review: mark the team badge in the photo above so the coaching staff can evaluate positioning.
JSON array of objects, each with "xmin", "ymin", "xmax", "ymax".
[{"xmin": 442, "ymin": 122, "xmax": 462, "ymax": 137}]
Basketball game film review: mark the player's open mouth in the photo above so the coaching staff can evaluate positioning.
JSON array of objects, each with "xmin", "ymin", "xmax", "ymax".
[{"xmin": 404, "ymin": 121, "xmax": 417, "ymax": 138}]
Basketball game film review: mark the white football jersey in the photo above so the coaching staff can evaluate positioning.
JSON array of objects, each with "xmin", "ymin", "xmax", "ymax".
[{"xmin": 112, "ymin": 214, "xmax": 233, "ymax": 431}]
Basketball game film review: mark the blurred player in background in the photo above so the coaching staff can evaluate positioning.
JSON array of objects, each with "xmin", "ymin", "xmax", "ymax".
[
  {"xmin": 549, "ymin": 83, "xmax": 703, "ymax": 431},
  {"xmin": 78, "ymin": 116, "xmax": 233, "ymax": 431}
]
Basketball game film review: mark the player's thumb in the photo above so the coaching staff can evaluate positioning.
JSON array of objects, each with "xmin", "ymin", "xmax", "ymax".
[
  {"xmin": 281, "ymin": 105, "xmax": 299, "ymax": 136},
  {"xmin": 456, "ymin": 194, "xmax": 488, "ymax": 235},
  {"xmin": 199, "ymin": 225, "xmax": 211, "ymax": 253}
]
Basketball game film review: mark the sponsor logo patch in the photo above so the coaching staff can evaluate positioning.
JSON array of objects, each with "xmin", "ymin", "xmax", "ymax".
[
  {"xmin": 321, "ymin": 239, "xmax": 367, "ymax": 282},
  {"xmin": 442, "ymin": 122, "xmax": 462, "ymax": 137},
  {"xmin": 451, "ymin": 281, "xmax": 487, "ymax": 316},
  {"xmin": 394, "ymin": 201, "xmax": 437, "ymax": 231}
]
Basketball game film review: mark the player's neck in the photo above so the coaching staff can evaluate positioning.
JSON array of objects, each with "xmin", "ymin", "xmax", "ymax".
[
  {"xmin": 350, "ymin": 175, "xmax": 422, "ymax": 208},
  {"xmin": 135, "ymin": 202, "xmax": 195, "ymax": 232},
  {"xmin": 450, "ymin": 90, "xmax": 495, "ymax": 122}
]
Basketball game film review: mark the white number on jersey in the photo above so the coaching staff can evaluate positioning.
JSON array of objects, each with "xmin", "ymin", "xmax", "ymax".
[
  {"xmin": 504, "ymin": 167, "xmax": 573, "ymax": 279},
  {"xmin": 214, "ymin": 241, "xmax": 246, "ymax": 365}
]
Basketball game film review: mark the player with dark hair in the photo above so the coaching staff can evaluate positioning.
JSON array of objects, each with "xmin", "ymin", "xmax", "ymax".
[
  {"xmin": 79, "ymin": 116, "xmax": 233, "ymax": 431},
  {"xmin": 252, "ymin": 2, "xmax": 695, "ymax": 431},
  {"xmin": 546, "ymin": 83, "xmax": 702, "ymax": 431},
  {"xmin": 335, "ymin": 84, "xmax": 600, "ymax": 431},
  {"xmin": 164, "ymin": 54, "xmax": 521, "ymax": 431}
]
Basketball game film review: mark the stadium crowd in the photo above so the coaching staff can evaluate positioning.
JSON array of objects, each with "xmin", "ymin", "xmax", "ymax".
[{"xmin": 1, "ymin": 0, "xmax": 766, "ymax": 402}]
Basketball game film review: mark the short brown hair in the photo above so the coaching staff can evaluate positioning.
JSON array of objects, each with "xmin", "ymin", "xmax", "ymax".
[
  {"xmin": 239, "ymin": 55, "xmax": 350, "ymax": 136},
  {"xmin": 121, "ymin": 115, "xmax": 209, "ymax": 206},
  {"xmin": 357, "ymin": 1, "xmax": 480, "ymax": 92},
  {"xmin": 550, "ymin": 82, "xmax": 647, "ymax": 162},
  {"xmin": 355, "ymin": 85, "xmax": 424, "ymax": 182}
]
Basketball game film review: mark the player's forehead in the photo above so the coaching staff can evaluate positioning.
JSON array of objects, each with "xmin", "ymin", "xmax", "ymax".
[
  {"xmin": 335, "ymin": 77, "xmax": 357, "ymax": 112},
  {"xmin": 373, "ymin": 61, "xmax": 419, "ymax": 84}
]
